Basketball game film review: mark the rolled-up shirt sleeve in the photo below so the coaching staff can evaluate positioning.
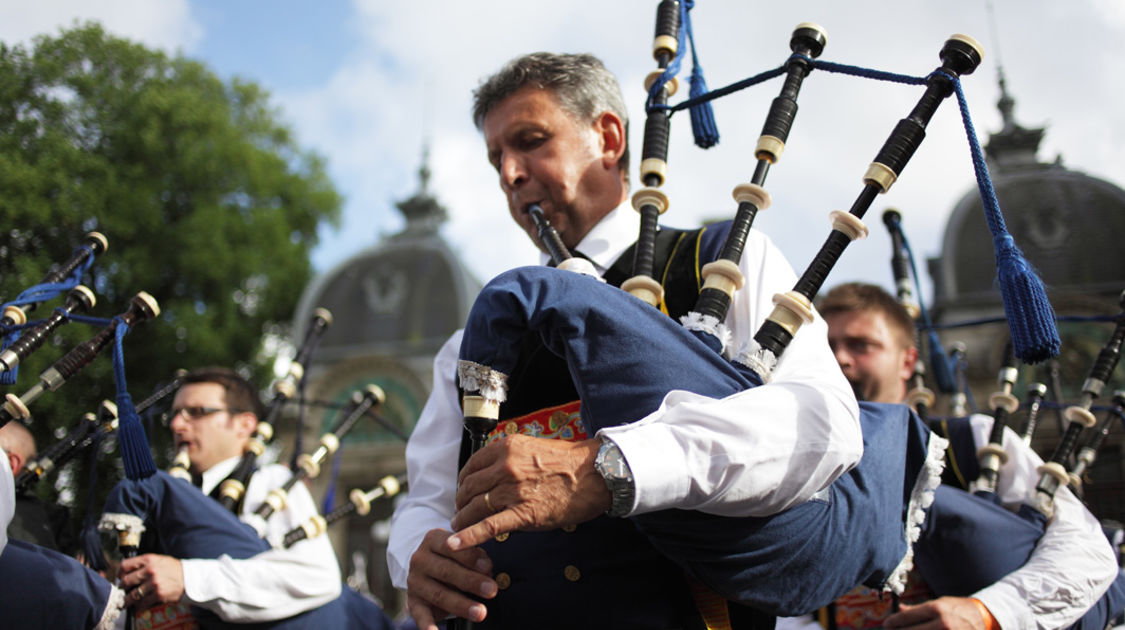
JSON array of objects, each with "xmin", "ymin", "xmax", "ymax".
[
  {"xmin": 970, "ymin": 417, "xmax": 1117, "ymax": 630},
  {"xmin": 180, "ymin": 466, "xmax": 341, "ymax": 622},
  {"xmin": 600, "ymin": 230, "xmax": 861, "ymax": 517}
]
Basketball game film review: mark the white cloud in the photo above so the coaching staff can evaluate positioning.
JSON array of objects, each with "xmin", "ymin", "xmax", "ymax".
[
  {"xmin": 0, "ymin": 0, "xmax": 201, "ymax": 53},
  {"xmin": 4, "ymin": 0, "xmax": 1122, "ymax": 303}
]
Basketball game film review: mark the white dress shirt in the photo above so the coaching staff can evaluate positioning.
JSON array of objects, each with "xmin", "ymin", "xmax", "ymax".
[
  {"xmin": 387, "ymin": 203, "xmax": 862, "ymax": 588},
  {"xmin": 179, "ymin": 456, "xmax": 341, "ymax": 622}
]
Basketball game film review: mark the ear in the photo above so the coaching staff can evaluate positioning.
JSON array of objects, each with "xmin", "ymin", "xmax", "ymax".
[
  {"xmin": 899, "ymin": 344, "xmax": 919, "ymax": 382},
  {"xmin": 233, "ymin": 412, "xmax": 258, "ymax": 441},
  {"xmin": 594, "ymin": 110, "xmax": 626, "ymax": 170},
  {"xmin": 7, "ymin": 451, "xmax": 22, "ymax": 475}
]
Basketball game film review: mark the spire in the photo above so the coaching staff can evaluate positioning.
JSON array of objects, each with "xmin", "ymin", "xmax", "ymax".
[
  {"xmin": 394, "ymin": 140, "xmax": 447, "ymax": 235},
  {"xmin": 982, "ymin": 2, "xmax": 1047, "ymax": 171}
]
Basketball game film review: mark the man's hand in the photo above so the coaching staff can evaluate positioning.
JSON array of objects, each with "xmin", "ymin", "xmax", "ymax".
[
  {"xmin": 119, "ymin": 553, "xmax": 185, "ymax": 611},
  {"xmin": 448, "ymin": 435, "xmax": 610, "ymax": 551},
  {"xmin": 406, "ymin": 528, "xmax": 497, "ymax": 630},
  {"xmin": 884, "ymin": 597, "xmax": 995, "ymax": 630}
]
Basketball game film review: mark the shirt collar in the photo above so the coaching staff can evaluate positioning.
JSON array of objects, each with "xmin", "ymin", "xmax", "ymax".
[
  {"xmin": 200, "ymin": 454, "xmax": 243, "ymax": 495},
  {"xmin": 536, "ymin": 200, "xmax": 638, "ymax": 275}
]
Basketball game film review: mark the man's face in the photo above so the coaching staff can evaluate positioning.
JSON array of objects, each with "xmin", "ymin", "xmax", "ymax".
[
  {"xmin": 482, "ymin": 87, "xmax": 622, "ymax": 251},
  {"xmin": 824, "ymin": 309, "xmax": 917, "ymax": 404},
  {"xmin": 169, "ymin": 382, "xmax": 253, "ymax": 474}
]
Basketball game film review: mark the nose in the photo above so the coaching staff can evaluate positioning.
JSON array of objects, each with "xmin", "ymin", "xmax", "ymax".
[
  {"xmin": 498, "ymin": 152, "xmax": 527, "ymax": 192},
  {"xmin": 830, "ymin": 343, "xmax": 853, "ymax": 370},
  {"xmin": 169, "ymin": 411, "xmax": 189, "ymax": 433}
]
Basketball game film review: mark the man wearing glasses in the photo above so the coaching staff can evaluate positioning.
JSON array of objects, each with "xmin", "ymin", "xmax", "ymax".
[{"xmin": 116, "ymin": 367, "xmax": 341, "ymax": 623}]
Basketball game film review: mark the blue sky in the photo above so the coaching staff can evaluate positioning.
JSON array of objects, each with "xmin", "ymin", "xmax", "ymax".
[{"xmin": 3, "ymin": 0, "xmax": 1124, "ymax": 307}]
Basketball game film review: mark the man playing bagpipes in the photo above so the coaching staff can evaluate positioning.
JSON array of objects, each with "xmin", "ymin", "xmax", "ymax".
[
  {"xmin": 108, "ymin": 369, "xmax": 360, "ymax": 625},
  {"xmin": 774, "ymin": 282, "xmax": 1119, "ymax": 630},
  {"xmin": 1, "ymin": 420, "xmax": 77, "ymax": 551},
  {"xmin": 2, "ymin": 438, "xmax": 124, "ymax": 628},
  {"xmin": 388, "ymin": 52, "xmax": 867, "ymax": 629}
]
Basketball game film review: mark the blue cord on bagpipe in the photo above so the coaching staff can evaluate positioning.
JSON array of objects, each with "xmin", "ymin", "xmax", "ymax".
[
  {"xmin": 0, "ymin": 245, "xmax": 99, "ymax": 384},
  {"xmin": 645, "ymin": 34, "xmax": 1060, "ymax": 363}
]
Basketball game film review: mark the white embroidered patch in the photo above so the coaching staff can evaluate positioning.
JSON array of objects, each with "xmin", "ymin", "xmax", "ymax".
[
  {"xmin": 98, "ymin": 512, "xmax": 146, "ymax": 535},
  {"xmin": 457, "ymin": 360, "xmax": 509, "ymax": 404},
  {"xmin": 732, "ymin": 340, "xmax": 777, "ymax": 383},
  {"xmin": 679, "ymin": 311, "xmax": 733, "ymax": 355}
]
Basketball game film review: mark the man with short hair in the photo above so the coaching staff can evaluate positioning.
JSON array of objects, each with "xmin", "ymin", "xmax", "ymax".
[
  {"xmin": 388, "ymin": 52, "xmax": 861, "ymax": 629},
  {"xmin": 0, "ymin": 421, "xmax": 36, "ymax": 476},
  {"xmin": 0, "ymin": 421, "xmax": 74, "ymax": 552},
  {"xmin": 116, "ymin": 367, "xmax": 342, "ymax": 623},
  {"xmin": 810, "ymin": 282, "xmax": 1119, "ymax": 630}
]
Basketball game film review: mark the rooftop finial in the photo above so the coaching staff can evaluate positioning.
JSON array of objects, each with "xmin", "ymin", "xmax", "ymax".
[
  {"xmin": 418, "ymin": 141, "xmax": 432, "ymax": 193},
  {"xmin": 983, "ymin": 0, "xmax": 1047, "ymax": 170},
  {"xmin": 393, "ymin": 138, "xmax": 447, "ymax": 234}
]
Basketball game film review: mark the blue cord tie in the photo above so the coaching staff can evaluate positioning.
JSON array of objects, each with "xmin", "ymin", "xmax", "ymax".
[
  {"xmin": 113, "ymin": 317, "xmax": 156, "ymax": 479},
  {"xmin": 948, "ymin": 73, "xmax": 1060, "ymax": 363},
  {"xmin": 0, "ymin": 245, "xmax": 99, "ymax": 384},
  {"xmin": 0, "ymin": 311, "xmax": 112, "ymax": 385}
]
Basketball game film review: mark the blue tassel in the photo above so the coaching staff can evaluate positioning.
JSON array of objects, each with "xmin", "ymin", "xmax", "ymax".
[
  {"xmin": 993, "ymin": 234, "xmax": 1061, "ymax": 363},
  {"xmin": 682, "ymin": 0, "xmax": 719, "ymax": 148},
  {"xmin": 113, "ymin": 319, "xmax": 156, "ymax": 479},
  {"xmin": 949, "ymin": 75, "xmax": 1060, "ymax": 363},
  {"xmin": 688, "ymin": 64, "xmax": 719, "ymax": 148}
]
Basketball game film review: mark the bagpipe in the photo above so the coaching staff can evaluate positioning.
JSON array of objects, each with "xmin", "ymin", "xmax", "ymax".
[
  {"xmin": 879, "ymin": 209, "xmax": 1125, "ymax": 628},
  {"xmin": 100, "ymin": 469, "xmax": 393, "ymax": 629},
  {"xmin": 0, "ymin": 291, "xmax": 160, "ymax": 428},
  {"xmin": 1035, "ymin": 294, "xmax": 1125, "ymax": 516},
  {"xmin": 248, "ymin": 384, "xmax": 385, "ymax": 530},
  {"xmin": 0, "ymin": 232, "xmax": 107, "ymax": 331},
  {"xmin": 0, "ymin": 233, "xmax": 172, "ymax": 629},
  {"xmin": 278, "ymin": 473, "xmax": 406, "ymax": 549},
  {"xmin": 18, "ymin": 373, "xmax": 185, "ymax": 494},
  {"xmin": 15, "ymin": 401, "xmax": 118, "ymax": 494},
  {"xmin": 99, "ymin": 381, "xmax": 396, "ymax": 628},
  {"xmin": 446, "ymin": 1, "xmax": 1081, "ymax": 619},
  {"xmin": 95, "ymin": 323, "xmax": 395, "ymax": 628},
  {"xmin": 214, "ymin": 308, "xmax": 334, "ymax": 514}
]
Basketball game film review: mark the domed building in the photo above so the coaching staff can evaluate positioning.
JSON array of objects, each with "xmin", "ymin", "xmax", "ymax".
[
  {"xmin": 927, "ymin": 75, "xmax": 1125, "ymax": 521},
  {"xmin": 282, "ymin": 149, "xmax": 481, "ymax": 609}
]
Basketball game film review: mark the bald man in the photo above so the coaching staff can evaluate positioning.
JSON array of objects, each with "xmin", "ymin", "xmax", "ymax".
[
  {"xmin": 0, "ymin": 422, "xmax": 73, "ymax": 552},
  {"xmin": 0, "ymin": 422, "xmax": 35, "ymax": 476}
]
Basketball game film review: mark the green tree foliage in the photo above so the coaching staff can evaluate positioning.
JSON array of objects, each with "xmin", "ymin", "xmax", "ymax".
[{"xmin": 0, "ymin": 24, "xmax": 341, "ymax": 517}]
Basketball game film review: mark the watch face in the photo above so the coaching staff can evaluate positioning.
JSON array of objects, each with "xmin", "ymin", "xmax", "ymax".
[{"xmin": 597, "ymin": 440, "xmax": 633, "ymax": 482}]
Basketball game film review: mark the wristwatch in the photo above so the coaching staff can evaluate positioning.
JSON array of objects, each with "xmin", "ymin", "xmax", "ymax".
[{"xmin": 594, "ymin": 437, "xmax": 635, "ymax": 518}]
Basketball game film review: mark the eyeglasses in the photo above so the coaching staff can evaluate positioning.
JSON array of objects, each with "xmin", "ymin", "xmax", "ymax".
[{"xmin": 161, "ymin": 406, "xmax": 242, "ymax": 426}]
